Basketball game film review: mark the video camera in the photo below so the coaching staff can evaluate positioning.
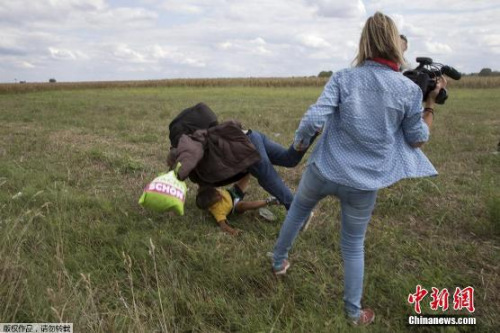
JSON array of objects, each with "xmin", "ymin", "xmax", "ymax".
[{"xmin": 403, "ymin": 57, "xmax": 461, "ymax": 104}]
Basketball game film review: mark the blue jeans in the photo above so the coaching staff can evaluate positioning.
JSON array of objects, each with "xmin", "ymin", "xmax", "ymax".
[
  {"xmin": 273, "ymin": 163, "xmax": 377, "ymax": 319},
  {"xmin": 247, "ymin": 131, "xmax": 304, "ymax": 209}
]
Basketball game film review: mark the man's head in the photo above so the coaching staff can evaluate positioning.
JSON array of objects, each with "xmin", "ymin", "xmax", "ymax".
[
  {"xmin": 400, "ymin": 34, "xmax": 408, "ymax": 53},
  {"xmin": 196, "ymin": 186, "xmax": 222, "ymax": 210}
]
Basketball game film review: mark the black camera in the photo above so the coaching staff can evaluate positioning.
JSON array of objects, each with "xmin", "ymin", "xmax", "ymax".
[{"xmin": 403, "ymin": 57, "xmax": 461, "ymax": 104}]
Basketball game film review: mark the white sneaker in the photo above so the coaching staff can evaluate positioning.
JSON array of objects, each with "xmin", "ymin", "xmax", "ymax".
[{"xmin": 259, "ymin": 207, "xmax": 276, "ymax": 221}]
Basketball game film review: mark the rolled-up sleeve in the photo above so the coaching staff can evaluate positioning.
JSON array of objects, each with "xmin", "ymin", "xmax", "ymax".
[
  {"xmin": 402, "ymin": 87, "xmax": 429, "ymax": 145},
  {"xmin": 294, "ymin": 74, "xmax": 339, "ymax": 147}
]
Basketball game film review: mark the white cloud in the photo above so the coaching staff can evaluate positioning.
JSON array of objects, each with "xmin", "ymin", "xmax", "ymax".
[
  {"xmin": 85, "ymin": 7, "xmax": 158, "ymax": 28},
  {"xmin": 180, "ymin": 57, "xmax": 206, "ymax": 67},
  {"xmin": 217, "ymin": 42, "xmax": 233, "ymax": 50},
  {"xmin": 297, "ymin": 34, "xmax": 332, "ymax": 49},
  {"xmin": 0, "ymin": 0, "xmax": 499, "ymax": 81},
  {"xmin": 14, "ymin": 61, "xmax": 35, "ymax": 69},
  {"xmin": 49, "ymin": 47, "xmax": 77, "ymax": 60},
  {"xmin": 0, "ymin": 0, "xmax": 107, "ymax": 24},
  {"xmin": 0, "ymin": 1, "xmax": 157, "ymax": 31},
  {"xmin": 481, "ymin": 34, "xmax": 500, "ymax": 48},
  {"xmin": 216, "ymin": 38, "xmax": 272, "ymax": 56},
  {"xmin": 367, "ymin": 0, "xmax": 496, "ymax": 12},
  {"xmin": 101, "ymin": 43, "xmax": 207, "ymax": 68},
  {"xmin": 305, "ymin": 0, "xmax": 366, "ymax": 18},
  {"xmin": 424, "ymin": 42, "xmax": 453, "ymax": 55},
  {"xmin": 160, "ymin": 1, "xmax": 204, "ymax": 14},
  {"xmin": 112, "ymin": 44, "xmax": 147, "ymax": 63}
]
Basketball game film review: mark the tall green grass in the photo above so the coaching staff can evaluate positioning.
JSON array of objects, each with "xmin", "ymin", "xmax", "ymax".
[{"xmin": 0, "ymin": 86, "xmax": 498, "ymax": 332}]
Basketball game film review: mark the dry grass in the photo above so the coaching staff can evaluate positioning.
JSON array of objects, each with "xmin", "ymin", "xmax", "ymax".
[
  {"xmin": 448, "ymin": 75, "xmax": 500, "ymax": 89},
  {"xmin": 1, "ymin": 75, "xmax": 499, "ymax": 94},
  {"xmin": 0, "ymin": 77, "xmax": 329, "ymax": 94}
]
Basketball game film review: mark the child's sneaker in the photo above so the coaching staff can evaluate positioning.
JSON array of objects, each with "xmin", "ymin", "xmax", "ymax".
[
  {"xmin": 351, "ymin": 308, "xmax": 375, "ymax": 326},
  {"xmin": 272, "ymin": 259, "xmax": 290, "ymax": 276},
  {"xmin": 300, "ymin": 212, "xmax": 314, "ymax": 232}
]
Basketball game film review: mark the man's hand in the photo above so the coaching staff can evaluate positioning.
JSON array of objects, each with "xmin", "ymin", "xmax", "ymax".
[
  {"xmin": 265, "ymin": 197, "xmax": 280, "ymax": 206},
  {"xmin": 293, "ymin": 139, "xmax": 309, "ymax": 152},
  {"xmin": 167, "ymin": 148, "xmax": 177, "ymax": 169},
  {"xmin": 293, "ymin": 128, "xmax": 322, "ymax": 152}
]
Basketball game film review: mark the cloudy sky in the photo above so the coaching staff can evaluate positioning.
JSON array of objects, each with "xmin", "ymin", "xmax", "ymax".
[{"xmin": 1, "ymin": 0, "xmax": 498, "ymax": 82}]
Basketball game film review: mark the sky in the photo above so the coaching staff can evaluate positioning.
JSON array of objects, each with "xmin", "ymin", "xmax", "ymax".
[{"xmin": 0, "ymin": 0, "xmax": 499, "ymax": 83}]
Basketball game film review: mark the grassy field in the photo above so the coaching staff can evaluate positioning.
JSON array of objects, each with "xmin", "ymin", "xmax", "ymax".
[{"xmin": 0, "ymin": 84, "xmax": 498, "ymax": 332}]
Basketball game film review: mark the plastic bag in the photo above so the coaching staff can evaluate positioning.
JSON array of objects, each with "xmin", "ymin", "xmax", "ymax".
[{"xmin": 138, "ymin": 164, "xmax": 187, "ymax": 215}]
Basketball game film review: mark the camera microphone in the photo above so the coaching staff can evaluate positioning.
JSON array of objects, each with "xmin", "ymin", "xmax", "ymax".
[
  {"xmin": 404, "ymin": 57, "xmax": 461, "ymax": 105},
  {"xmin": 441, "ymin": 66, "xmax": 461, "ymax": 80}
]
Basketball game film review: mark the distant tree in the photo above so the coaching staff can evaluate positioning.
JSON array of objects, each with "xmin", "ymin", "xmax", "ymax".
[
  {"xmin": 479, "ymin": 68, "xmax": 492, "ymax": 76},
  {"xmin": 49, "ymin": 78, "xmax": 57, "ymax": 83},
  {"xmin": 318, "ymin": 71, "xmax": 333, "ymax": 78}
]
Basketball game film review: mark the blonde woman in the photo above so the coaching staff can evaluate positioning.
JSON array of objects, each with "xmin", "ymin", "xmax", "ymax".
[{"xmin": 271, "ymin": 12, "xmax": 446, "ymax": 326}]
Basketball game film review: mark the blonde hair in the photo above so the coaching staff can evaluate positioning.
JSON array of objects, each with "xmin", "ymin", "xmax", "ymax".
[{"xmin": 354, "ymin": 12, "xmax": 404, "ymax": 66}]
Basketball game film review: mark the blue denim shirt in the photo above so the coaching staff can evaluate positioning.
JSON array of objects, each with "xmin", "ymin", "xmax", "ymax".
[{"xmin": 294, "ymin": 60, "xmax": 437, "ymax": 190}]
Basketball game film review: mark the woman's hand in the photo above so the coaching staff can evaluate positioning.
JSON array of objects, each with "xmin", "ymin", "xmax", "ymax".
[{"xmin": 424, "ymin": 76, "xmax": 448, "ymax": 109}]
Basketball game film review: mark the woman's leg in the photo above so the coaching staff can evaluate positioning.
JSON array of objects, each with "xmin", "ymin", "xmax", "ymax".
[
  {"xmin": 272, "ymin": 164, "xmax": 330, "ymax": 267},
  {"xmin": 336, "ymin": 186, "xmax": 377, "ymax": 319}
]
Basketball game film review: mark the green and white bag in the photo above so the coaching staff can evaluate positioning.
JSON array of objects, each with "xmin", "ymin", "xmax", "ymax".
[{"xmin": 138, "ymin": 164, "xmax": 187, "ymax": 215}]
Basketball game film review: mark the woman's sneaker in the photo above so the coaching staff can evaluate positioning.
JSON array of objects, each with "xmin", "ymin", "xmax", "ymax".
[
  {"xmin": 272, "ymin": 259, "xmax": 290, "ymax": 276},
  {"xmin": 351, "ymin": 308, "xmax": 375, "ymax": 326}
]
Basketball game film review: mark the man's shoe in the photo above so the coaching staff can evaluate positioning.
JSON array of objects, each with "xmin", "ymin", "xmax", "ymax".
[{"xmin": 265, "ymin": 196, "xmax": 280, "ymax": 206}]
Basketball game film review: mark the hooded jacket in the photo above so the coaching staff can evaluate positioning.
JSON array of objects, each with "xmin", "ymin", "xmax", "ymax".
[
  {"xmin": 170, "ymin": 121, "xmax": 261, "ymax": 186},
  {"xmin": 168, "ymin": 102, "xmax": 219, "ymax": 148}
]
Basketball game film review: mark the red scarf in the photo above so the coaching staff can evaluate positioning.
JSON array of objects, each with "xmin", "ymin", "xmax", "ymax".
[{"xmin": 371, "ymin": 57, "xmax": 400, "ymax": 71}]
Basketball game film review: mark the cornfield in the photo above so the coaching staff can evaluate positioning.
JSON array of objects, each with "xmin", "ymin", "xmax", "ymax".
[{"xmin": 1, "ymin": 75, "xmax": 499, "ymax": 93}]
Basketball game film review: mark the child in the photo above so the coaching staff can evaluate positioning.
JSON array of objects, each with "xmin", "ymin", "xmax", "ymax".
[{"xmin": 195, "ymin": 174, "xmax": 278, "ymax": 235}]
